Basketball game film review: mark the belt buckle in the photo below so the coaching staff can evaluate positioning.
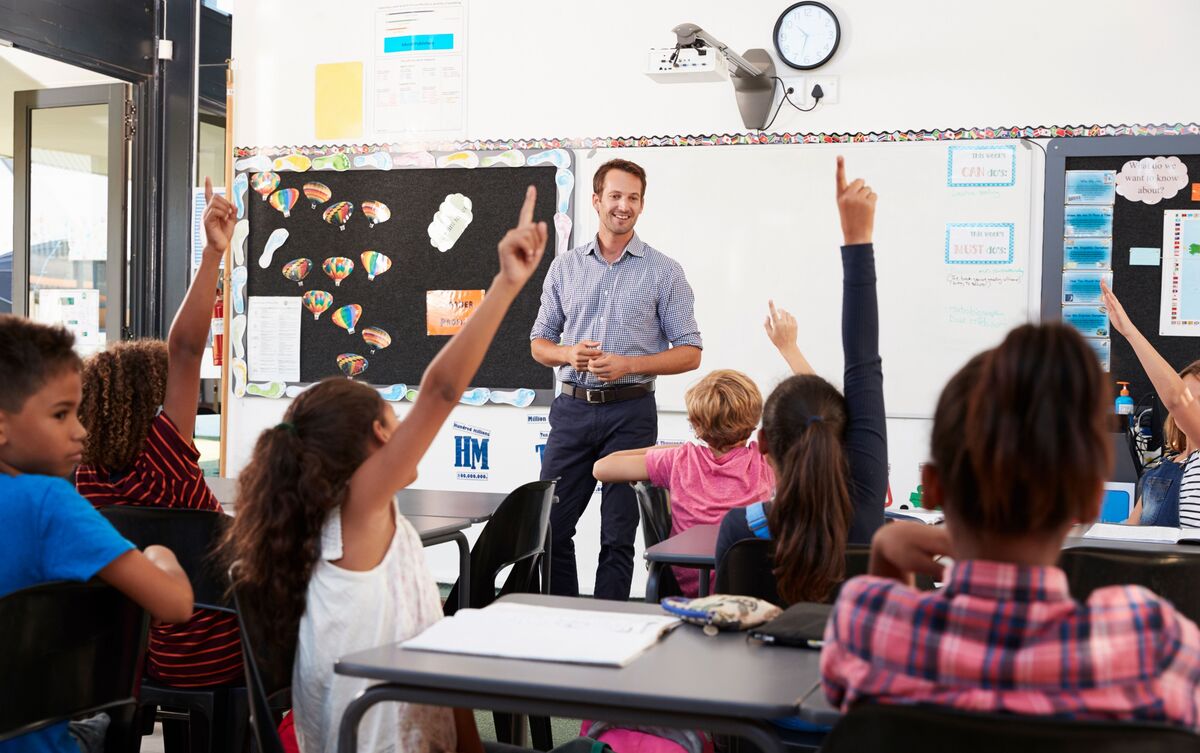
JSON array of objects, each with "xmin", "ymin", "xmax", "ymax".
[{"xmin": 585, "ymin": 388, "xmax": 603, "ymax": 404}]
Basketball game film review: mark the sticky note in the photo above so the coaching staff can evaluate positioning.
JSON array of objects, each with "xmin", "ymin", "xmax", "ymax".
[
  {"xmin": 315, "ymin": 62, "xmax": 363, "ymax": 140},
  {"xmin": 1193, "ymin": 183, "xmax": 1200, "ymax": 201},
  {"xmin": 1130, "ymin": 247, "xmax": 1161, "ymax": 266}
]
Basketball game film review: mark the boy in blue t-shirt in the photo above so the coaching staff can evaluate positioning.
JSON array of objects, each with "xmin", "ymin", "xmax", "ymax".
[{"xmin": 0, "ymin": 315, "xmax": 195, "ymax": 753}]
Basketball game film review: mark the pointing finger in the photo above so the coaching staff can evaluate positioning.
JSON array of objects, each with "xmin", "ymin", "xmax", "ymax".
[
  {"xmin": 836, "ymin": 156, "xmax": 846, "ymax": 194},
  {"xmin": 204, "ymin": 176, "xmax": 214, "ymax": 203},
  {"xmin": 518, "ymin": 185, "xmax": 536, "ymax": 226}
]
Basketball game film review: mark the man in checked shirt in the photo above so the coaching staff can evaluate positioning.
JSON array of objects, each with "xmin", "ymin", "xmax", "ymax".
[{"xmin": 530, "ymin": 159, "xmax": 702, "ymax": 600}]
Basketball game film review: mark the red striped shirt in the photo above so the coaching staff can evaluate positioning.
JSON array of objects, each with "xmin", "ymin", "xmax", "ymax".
[{"xmin": 76, "ymin": 412, "xmax": 243, "ymax": 688}]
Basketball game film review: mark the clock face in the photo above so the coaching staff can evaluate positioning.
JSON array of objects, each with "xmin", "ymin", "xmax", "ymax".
[{"xmin": 774, "ymin": 1, "xmax": 841, "ymax": 70}]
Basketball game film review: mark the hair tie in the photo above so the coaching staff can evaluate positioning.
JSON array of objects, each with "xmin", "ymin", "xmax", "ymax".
[
  {"xmin": 805, "ymin": 415, "xmax": 824, "ymax": 427},
  {"xmin": 275, "ymin": 422, "xmax": 297, "ymax": 435}
]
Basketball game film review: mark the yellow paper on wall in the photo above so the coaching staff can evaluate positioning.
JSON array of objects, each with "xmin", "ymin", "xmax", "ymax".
[{"xmin": 314, "ymin": 62, "xmax": 363, "ymax": 140}]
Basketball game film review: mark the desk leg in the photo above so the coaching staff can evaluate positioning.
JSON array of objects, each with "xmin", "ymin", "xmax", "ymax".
[
  {"xmin": 454, "ymin": 531, "xmax": 471, "ymax": 611},
  {"xmin": 698, "ymin": 567, "xmax": 712, "ymax": 597},
  {"xmin": 337, "ymin": 685, "xmax": 393, "ymax": 753},
  {"xmin": 646, "ymin": 563, "xmax": 661, "ymax": 603}
]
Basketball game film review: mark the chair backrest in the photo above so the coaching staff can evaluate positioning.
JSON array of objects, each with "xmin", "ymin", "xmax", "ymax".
[
  {"xmin": 1058, "ymin": 546, "xmax": 1200, "ymax": 624},
  {"xmin": 820, "ymin": 703, "xmax": 1200, "ymax": 753},
  {"xmin": 446, "ymin": 480, "xmax": 557, "ymax": 613},
  {"xmin": 715, "ymin": 541, "xmax": 876, "ymax": 607},
  {"xmin": 632, "ymin": 482, "xmax": 673, "ymax": 549},
  {"xmin": 229, "ymin": 567, "xmax": 289, "ymax": 753},
  {"xmin": 99, "ymin": 506, "xmax": 232, "ymax": 609},
  {"xmin": 0, "ymin": 580, "xmax": 148, "ymax": 744}
]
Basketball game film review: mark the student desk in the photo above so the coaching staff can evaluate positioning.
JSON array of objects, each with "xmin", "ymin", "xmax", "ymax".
[
  {"xmin": 334, "ymin": 593, "xmax": 832, "ymax": 753},
  {"xmin": 644, "ymin": 523, "xmax": 720, "ymax": 600},
  {"xmin": 393, "ymin": 488, "xmax": 510, "ymax": 523}
]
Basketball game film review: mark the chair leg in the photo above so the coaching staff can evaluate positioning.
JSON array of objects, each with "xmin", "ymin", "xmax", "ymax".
[
  {"xmin": 646, "ymin": 563, "xmax": 662, "ymax": 603},
  {"xmin": 530, "ymin": 715, "xmax": 554, "ymax": 751}
]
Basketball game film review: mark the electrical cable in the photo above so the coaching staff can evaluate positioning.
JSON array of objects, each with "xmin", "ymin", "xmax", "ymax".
[{"xmin": 763, "ymin": 76, "xmax": 821, "ymax": 130}]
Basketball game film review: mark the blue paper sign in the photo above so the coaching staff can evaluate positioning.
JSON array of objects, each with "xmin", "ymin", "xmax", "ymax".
[
  {"xmin": 1085, "ymin": 337, "xmax": 1111, "ymax": 372},
  {"xmin": 946, "ymin": 145, "xmax": 1017, "ymax": 188},
  {"xmin": 1129, "ymin": 247, "xmax": 1161, "ymax": 266},
  {"xmin": 1062, "ymin": 305, "xmax": 1110, "ymax": 337},
  {"xmin": 1062, "ymin": 270, "xmax": 1112, "ymax": 304},
  {"xmin": 1064, "ymin": 205, "xmax": 1114, "ymax": 238},
  {"xmin": 1063, "ymin": 238, "xmax": 1113, "ymax": 269},
  {"xmin": 1065, "ymin": 170, "xmax": 1117, "ymax": 205}
]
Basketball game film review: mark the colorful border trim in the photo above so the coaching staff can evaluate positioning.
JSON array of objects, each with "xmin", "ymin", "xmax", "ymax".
[{"xmin": 235, "ymin": 122, "xmax": 1200, "ymax": 157}]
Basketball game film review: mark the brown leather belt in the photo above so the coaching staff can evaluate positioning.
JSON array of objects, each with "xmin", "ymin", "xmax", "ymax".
[{"xmin": 560, "ymin": 381, "xmax": 655, "ymax": 404}]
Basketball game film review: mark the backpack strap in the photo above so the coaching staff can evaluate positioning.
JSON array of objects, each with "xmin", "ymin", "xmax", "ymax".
[{"xmin": 746, "ymin": 501, "xmax": 772, "ymax": 539}]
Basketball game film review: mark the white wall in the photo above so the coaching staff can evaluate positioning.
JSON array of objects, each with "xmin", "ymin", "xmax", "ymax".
[{"xmin": 229, "ymin": 0, "xmax": 1197, "ymax": 595}]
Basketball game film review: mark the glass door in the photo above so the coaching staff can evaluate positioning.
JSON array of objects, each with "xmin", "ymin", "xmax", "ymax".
[{"xmin": 12, "ymin": 84, "xmax": 129, "ymax": 355}]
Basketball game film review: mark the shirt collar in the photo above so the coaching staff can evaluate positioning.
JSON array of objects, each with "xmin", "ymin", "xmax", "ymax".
[
  {"xmin": 582, "ymin": 233, "xmax": 645, "ymax": 260},
  {"xmin": 940, "ymin": 560, "xmax": 1071, "ymax": 603}
]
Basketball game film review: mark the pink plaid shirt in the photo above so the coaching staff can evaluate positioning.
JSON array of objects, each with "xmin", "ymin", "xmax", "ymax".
[{"xmin": 820, "ymin": 559, "xmax": 1200, "ymax": 730}]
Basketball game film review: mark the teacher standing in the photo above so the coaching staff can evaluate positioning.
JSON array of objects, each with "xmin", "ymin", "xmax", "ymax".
[{"xmin": 530, "ymin": 159, "xmax": 702, "ymax": 600}]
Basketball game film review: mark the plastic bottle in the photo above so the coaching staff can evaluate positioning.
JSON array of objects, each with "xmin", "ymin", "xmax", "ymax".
[{"xmin": 1115, "ymin": 381, "xmax": 1134, "ymax": 418}]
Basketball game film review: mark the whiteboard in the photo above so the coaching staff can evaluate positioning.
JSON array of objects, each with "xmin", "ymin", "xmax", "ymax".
[{"xmin": 572, "ymin": 141, "xmax": 1038, "ymax": 417}]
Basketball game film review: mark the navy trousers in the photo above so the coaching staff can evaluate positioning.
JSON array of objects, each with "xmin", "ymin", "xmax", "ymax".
[{"xmin": 540, "ymin": 392, "xmax": 658, "ymax": 600}]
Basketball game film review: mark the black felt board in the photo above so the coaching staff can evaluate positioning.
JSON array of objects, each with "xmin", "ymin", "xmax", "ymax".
[
  {"xmin": 245, "ymin": 165, "xmax": 559, "ymax": 389},
  {"xmin": 1066, "ymin": 154, "xmax": 1200, "ymax": 406}
]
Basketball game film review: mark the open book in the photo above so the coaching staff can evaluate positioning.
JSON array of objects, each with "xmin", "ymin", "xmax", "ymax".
[
  {"xmin": 403, "ymin": 602, "xmax": 681, "ymax": 667},
  {"xmin": 885, "ymin": 508, "xmax": 944, "ymax": 525},
  {"xmin": 1083, "ymin": 523, "xmax": 1200, "ymax": 545}
]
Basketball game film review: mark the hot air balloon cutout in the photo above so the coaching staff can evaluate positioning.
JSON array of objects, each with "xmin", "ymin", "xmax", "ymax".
[
  {"xmin": 322, "ymin": 256, "xmax": 354, "ymax": 286},
  {"xmin": 336, "ymin": 353, "xmax": 368, "ymax": 378},
  {"xmin": 302, "ymin": 290, "xmax": 333, "ymax": 320},
  {"xmin": 303, "ymin": 182, "xmax": 331, "ymax": 209},
  {"xmin": 251, "ymin": 171, "xmax": 280, "ymax": 200},
  {"xmin": 360, "ymin": 250, "xmax": 392, "ymax": 281},
  {"xmin": 362, "ymin": 326, "xmax": 391, "ymax": 354},
  {"xmin": 269, "ymin": 188, "xmax": 300, "ymax": 218},
  {"xmin": 282, "ymin": 258, "xmax": 312, "ymax": 286},
  {"xmin": 331, "ymin": 304, "xmax": 362, "ymax": 335},
  {"xmin": 323, "ymin": 201, "xmax": 353, "ymax": 231},
  {"xmin": 362, "ymin": 201, "xmax": 391, "ymax": 229}
]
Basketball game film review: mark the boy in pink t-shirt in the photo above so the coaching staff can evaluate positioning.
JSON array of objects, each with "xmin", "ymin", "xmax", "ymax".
[{"xmin": 594, "ymin": 303, "xmax": 810, "ymax": 596}]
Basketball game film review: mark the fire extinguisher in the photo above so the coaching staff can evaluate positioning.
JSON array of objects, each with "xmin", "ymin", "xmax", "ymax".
[{"xmin": 211, "ymin": 289, "xmax": 224, "ymax": 366}]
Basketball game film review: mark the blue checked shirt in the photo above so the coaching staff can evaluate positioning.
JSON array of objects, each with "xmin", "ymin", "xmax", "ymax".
[{"xmin": 530, "ymin": 234, "xmax": 702, "ymax": 387}]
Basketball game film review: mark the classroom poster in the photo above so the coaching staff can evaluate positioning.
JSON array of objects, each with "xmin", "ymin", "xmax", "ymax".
[
  {"xmin": 1085, "ymin": 337, "xmax": 1111, "ymax": 372},
  {"xmin": 246, "ymin": 296, "xmax": 301, "ymax": 381},
  {"xmin": 1115, "ymin": 156, "xmax": 1189, "ymax": 205},
  {"xmin": 373, "ymin": 1, "xmax": 467, "ymax": 139},
  {"xmin": 944, "ymin": 223, "xmax": 1014, "ymax": 265},
  {"xmin": 1159, "ymin": 210, "xmax": 1200, "ymax": 336},
  {"xmin": 946, "ymin": 145, "xmax": 1017, "ymax": 188},
  {"xmin": 1061, "ymin": 305, "xmax": 1110, "ymax": 338},
  {"xmin": 1065, "ymin": 170, "xmax": 1117, "ymax": 205},
  {"xmin": 1063, "ymin": 205, "xmax": 1114, "ymax": 237},
  {"xmin": 427, "ymin": 289, "xmax": 484, "ymax": 335},
  {"xmin": 1063, "ymin": 237, "xmax": 1113, "ymax": 269},
  {"xmin": 1061, "ymin": 270, "xmax": 1112, "ymax": 304}
]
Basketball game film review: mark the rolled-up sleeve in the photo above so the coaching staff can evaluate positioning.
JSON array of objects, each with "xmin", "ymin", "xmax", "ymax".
[
  {"xmin": 658, "ymin": 263, "xmax": 702, "ymax": 349},
  {"xmin": 530, "ymin": 258, "xmax": 565, "ymax": 342}
]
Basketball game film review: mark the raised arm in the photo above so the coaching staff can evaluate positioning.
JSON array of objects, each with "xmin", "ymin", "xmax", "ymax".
[
  {"xmin": 1101, "ymin": 280, "xmax": 1200, "ymax": 441},
  {"xmin": 346, "ymin": 187, "xmax": 547, "ymax": 517},
  {"xmin": 163, "ymin": 177, "xmax": 234, "ymax": 440},
  {"xmin": 836, "ymin": 157, "xmax": 887, "ymax": 544},
  {"xmin": 764, "ymin": 300, "xmax": 814, "ymax": 375}
]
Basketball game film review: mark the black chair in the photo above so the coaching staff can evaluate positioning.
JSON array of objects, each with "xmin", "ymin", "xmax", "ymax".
[
  {"xmin": 1058, "ymin": 546, "xmax": 1200, "ymax": 625},
  {"xmin": 0, "ymin": 580, "xmax": 149, "ymax": 752},
  {"xmin": 443, "ymin": 480, "xmax": 557, "ymax": 750},
  {"xmin": 819, "ymin": 703, "xmax": 1200, "ymax": 753},
  {"xmin": 632, "ymin": 481, "xmax": 683, "ymax": 601},
  {"xmin": 99, "ymin": 506, "xmax": 248, "ymax": 753},
  {"xmin": 229, "ymin": 569, "xmax": 290, "ymax": 753}
]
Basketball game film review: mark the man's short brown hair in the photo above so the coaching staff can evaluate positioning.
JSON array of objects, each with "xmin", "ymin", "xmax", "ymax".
[
  {"xmin": 0, "ymin": 315, "xmax": 82, "ymax": 413},
  {"xmin": 685, "ymin": 369, "xmax": 763, "ymax": 451},
  {"xmin": 592, "ymin": 159, "xmax": 647, "ymax": 197}
]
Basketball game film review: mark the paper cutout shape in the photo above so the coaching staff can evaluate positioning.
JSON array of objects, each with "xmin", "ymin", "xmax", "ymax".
[
  {"xmin": 323, "ymin": 256, "xmax": 355, "ymax": 286},
  {"xmin": 362, "ymin": 201, "xmax": 391, "ymax": 228},
  {"xmin": 314, "ymin": 62, "xmax": 363, "ymax": 140},
  {"xmin": 231, "ymin": 266, "xmax": 248, "ymax": 315},
  {"xmin": 336, "ymin": 353, "xmax": 368, "ymax": 377},
  {"xmin": 231, "ymin": 220, "xmax": 249, "ymax": 266},
  {"xmin": 427, "ymin": 289, "xmax": 484, "ymax": 335},
  {"xmin": 394, "ymin": 151, "xmax": 435, "ymax": 168},
  {"xmin": 489, "ymin": 388, "xmax": 536, "ymax": 408},
  {"xmin": 404, "ymin": 388, "xmax": 419, "ymax": 402},
  {"xmin": 354, "ymin": 152, "xmax": 394, "ymax": 170},
  {"xmin": 437, "ymin": 151, "xmax": 479, "ymax": 168},
  {"xmin": 554, "ymin": 213, "xmax": 573, "ymax": 252},
  {"xmin": 284, "ymin": 384, "xmax": 312, "ymax": 398},
  {"xmin": 1130, "ymin": 247, "xmax": 1161, "ymax": 266},
  {"xmin": 232, "ymin": 358, "xmax": 248, "ymax": 398},
  {"xmin": 302, "ymin": 290, "xmax": 334, "ymax": 320},
  {"xmin": 481, "ymin": 150, "xmax": 526, "ymax": 168},
  {"xmin": 232, "ymin": 314, "xmax": 247, "ymax": 359},
  {"xmin": 282, "ymin": 258, "xmax": 312, "ymax": 286},
  {"xmin": 232, "ymin": 172, "xmax": 248, "ymax": 219},
  {"xmin": 1116, "ymin": 156, "xmax": 1189, "ymax": 205},
  {"xmin": 303, "ymin": 182, "xmax": 331, "ymax": 208},
  {"xmin": 269, "ymin": 188, "xmax": 300, "ymax": 217},
  {"xmin": 251, "ymin": 172, "xmax": 280, "ymax": 200},
  {"xmin": 246, "ymin": 382, "xmax": 286, "ymax": 398},
  {"xmin": 362, "ymin": 326, "xmax": 392, "ymax": 353},
  {"xmin": 313, "ymin": 153, "xmax": 351, "ymax": 172},
  {"xmin": 234, "ymin": 154, "xmax": 272, "ymax": 173},
  {"xmin": 273, "ymin": 153, "xmax": 312, "ymax": 172},
  {"xmin": 377, "ymin": 384, "xmax": 408, "ymax": 402},
  {"xmin": 460, "ymin": 388, "xmax": 491, "ymax": 406},
  {"xmin": 427, "ymin": 194, "xmax": 473, "ymax": 252},
  {"xmin": 260, "ymin": 228, "xmax": 289, "ymax": 269},
  {"xmin": 555, "ymin": 169, "xmax": 574, "ymax": 214},
  {"xmin": 323, "ymin": 201, "xmax": 354, "ymax": 231},
  {"xmin": 527, "ymin": 149, "xmax": 570, "ymax": 168},
  {"xmin": 360, "ymin": 250, "xmax": 392, "ymax": 281},
  {"xmin": 331, "ymin": 304, "xmax": 362, "ymax": 334}
]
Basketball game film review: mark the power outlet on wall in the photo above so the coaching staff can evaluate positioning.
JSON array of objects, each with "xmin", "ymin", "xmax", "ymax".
[
  {"xmin": 779, "ymin": 76, "xmax": 808, "ymax": 105},
  {"xmin": 809, "ymin": 75, "xmax": 840, "ymax": 105}
]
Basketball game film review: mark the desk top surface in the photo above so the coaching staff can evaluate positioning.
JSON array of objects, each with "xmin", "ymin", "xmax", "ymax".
[
  {"xmin": 408, "ymin": 515, "xmax": 473, "ymax": 542},
  {"xmin": 335, "ymin": 593, "xmax": 818, "ymax": 720},
  {"xmin": 644, "ymin": 524, "xmax": 720, "ymax": 566}
]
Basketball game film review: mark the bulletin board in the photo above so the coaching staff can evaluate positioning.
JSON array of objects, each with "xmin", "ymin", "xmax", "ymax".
[
  {"xmin": 1042, "ymin": 135, "xmax": 1200, "ymax": 407},
  {"xmin": 228, "ymin": 146, "xmax": 574, "ymax": 405}
]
